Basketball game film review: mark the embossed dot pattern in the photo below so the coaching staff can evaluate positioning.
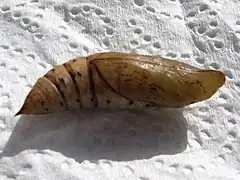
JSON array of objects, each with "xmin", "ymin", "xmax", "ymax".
[
  {"xmin": 197, "ymin": 25, "xmax": 206, "ymax": 34},
  {"xmin": 0, "ymin": 0, "xmax": 240, "ymax": 180},
  {"xmin": 21, "ymin": 17, "xmax": 30, "ymax": 25},
  {"xmin": 70, "ymin": 7, "xmax": 81, "ymax": 16},
  {"xmin": 134, "ymin": 0, "xmax": 144, "ymax": 7},
  {"xmin": 210, "ymin": 20, "xmax": 218, "ymax": 27},
  {"xmin": 134, "ymin": 27, "xmax": 142, "ymax": 35},
  {"xmin": 0, "ymin": 5, "xmax": 10, "ymax": 12},
  {"xmin": 206, "ymin": 30, "xmax": 217, "ymax": 38},
  {"xmin": 199, "ymin": 4, "xmax": 209, "ymax": 12},
  {"xmin": 129, "ymin": 19, "xmax": 137, "ymax": 26},
  {"xmin": 13, "ymin": 11, "xmax": 21, "ymax": 18},
  {"xmin": 105, "ymin": 27, "xmax": 114, "ymax": 35},
  {"xmin": 83, "ymin": 5, "xmax": 91, "ymax": 12},
  {"xmin": 146, "ymin": 6, "xmax": 155, "ymax": 13},
  {"xmin": 153, "ymin": 42, "xmax": 161, "ymax": 49},
  {"xmin": 209, "ymin": 11, "xmax": 217, "ymax": 16}
]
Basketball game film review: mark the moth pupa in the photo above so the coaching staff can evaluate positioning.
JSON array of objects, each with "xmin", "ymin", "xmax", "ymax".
[{"xmin": 15, "ymin": 51, "xmax": 226, "ymax": 116}]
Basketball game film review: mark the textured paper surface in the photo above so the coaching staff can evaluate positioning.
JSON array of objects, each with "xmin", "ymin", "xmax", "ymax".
[{"xmin": 0, "ymin": 0, "xmax": 240, "ymax": 179}]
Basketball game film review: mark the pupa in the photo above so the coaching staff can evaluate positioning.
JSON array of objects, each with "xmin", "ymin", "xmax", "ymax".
[{"xmin": 15, "ymin": 51, "xmax": 226, "ymax": 116}]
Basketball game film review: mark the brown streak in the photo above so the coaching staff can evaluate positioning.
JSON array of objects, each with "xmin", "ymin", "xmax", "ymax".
[
  {"xmin": 63, "ymin": 63, "xmax": 82, "ymax": 107},
  {"xmin": 91, "ymin": 62, "xmax": 135, "ymax": 102},
  {"xmin": 44, "ymin": 74, "xmax": 69, "ymax": 110},
  {"xmin": 87, "ymin": 62, "xmax": 98, "ymax": 107}
]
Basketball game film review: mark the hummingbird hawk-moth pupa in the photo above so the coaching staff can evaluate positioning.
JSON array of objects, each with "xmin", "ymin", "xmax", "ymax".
[{"xmin": 15, "ymin": 51, "xmax": 226, "ymax": 116}]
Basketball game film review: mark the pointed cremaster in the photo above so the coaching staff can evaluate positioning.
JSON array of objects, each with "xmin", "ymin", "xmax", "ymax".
[{"xmin": 15, "ymin": 77, "xmax": 67, "ymax": 116}]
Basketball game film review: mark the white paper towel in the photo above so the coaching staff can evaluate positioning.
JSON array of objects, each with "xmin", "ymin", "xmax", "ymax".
[{"xmin": 0, "ymin": 0, "xmax": 240, "ymax": 179}]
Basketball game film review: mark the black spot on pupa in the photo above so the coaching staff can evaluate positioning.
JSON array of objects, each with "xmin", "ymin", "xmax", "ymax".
[
  {"xmin": 73, "ymin": 59, "xmax": 77, "ymax": 62},
  {"xmin": 106, "ymin": 99, "xmax": 110, "ymax": 104},
  {"xmin": 150, "ymin": 87, "xmax": 158, "ymax": 92},
  {"xmin": 44, "ymin": 108, "xmax": 49, "ymax": 111},
  {"xmin": 41, "ymin": 101, "xmax": 45, "ymax": 106},
  {"xmin": 149, "ymin": 84, "xmax": 164, "ymax": 92},
  {"xmin": 77, "ymin": 72, "xmax": 82, "ymax": 77},
  {"xmin": 59, "ymin": 78, "xmax": 65, "ymax": 84},
  {"xmin": 124, "ymin": 78, "xmax": 132, "ymax": 82},
  {"xmin": 176, "ymin": 93, "xmax": 180, "ymax": 97},
  {"xmin": 129, "ymin": 100, "xmax": 133, "ymax": 105},
  {"xmin": 60, "ymin": 102, "xmax": 64, "ymax": 106},
  {"xmin": 142, "ymin": 75, "xmax": 148, "ymax": 79},
  {"xmin": 76, "ymin": 99, "xmax": 80, "ymax": 103},
  {"xmin": 145, "ymin": 104, "xmax": 150, "ymax": 107},
  {"xmin": 197, "ymin": 80, "xmax": 203, "ymax": 87},
  {"xmin": 90, "ymin": 97, "xmax": 97, "ymax": 106}
]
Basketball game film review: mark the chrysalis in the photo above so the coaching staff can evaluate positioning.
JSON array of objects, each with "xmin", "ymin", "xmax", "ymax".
[{"xmin": 15, "ymin": 52, "xmax": 226, "ymax": 116}]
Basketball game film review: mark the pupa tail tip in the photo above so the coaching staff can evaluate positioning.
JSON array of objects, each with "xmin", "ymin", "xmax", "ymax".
[
  {"xmin": 14, "ymin": 109, "xmax": 22, "ymax": 117},
  {"xmin": 14, "ymin": 106, "xmax": 24, "ymax": 117}
]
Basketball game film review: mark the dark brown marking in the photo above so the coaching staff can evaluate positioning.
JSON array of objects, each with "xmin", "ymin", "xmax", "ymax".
[
  {"xmin": 56, "ymin": 84, "xmax": 65, "ymax": 99},
  {"xmin": 63, "ymin": 63, "xmax": 82, "ymax": 107},
  {"xmin": 44, "ymin": 75, "xmax": 67, "ymax": 108},
  {"xmin": 149, "ymin": 83, "xmax": 164, "ymax": 92},
  {"xmin": 88, "ymin": 63, "xmax": 98, "ymax": 107},
  {"xmin": 129, "ymin": 100, "xmax": 133, "ymax": 105},
  {"xmin": 106, "ymin": 99, "xmax": 110, "ymax": 104},
  {"xmin": 124, "ymin": 78, "xmax": 132, "ymax": 82},
  {"xmin": 77, "ymin": 72, "xmax": 82, "ymax": 77},
  {"xmin": 90, "ymin": 97, "xmax": 97, "ymax": 106},
  {"xmin": 150, "ymin": 86, "xmax": 158, "ymax": 92},
  {"xmin": 91, "ymin": 60, "xmax": 135, "ymax": 102},
  {"xmin": 59, "ymin": 78, "xmax": 65, "ymax": 84},
  {"xmin": 41, "ymin": 101, "xmax": 45, "ymax": 106}
]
